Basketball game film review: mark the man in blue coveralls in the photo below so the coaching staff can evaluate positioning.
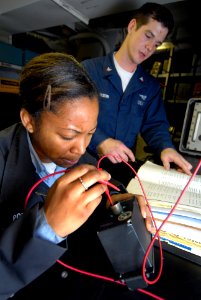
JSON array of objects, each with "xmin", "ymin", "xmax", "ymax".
[{"xmin": 82, "ymin": 2, "xmax": 192, "ymax": 185}]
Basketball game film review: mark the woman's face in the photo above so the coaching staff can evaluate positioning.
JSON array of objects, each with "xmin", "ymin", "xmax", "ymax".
[{"xmin": 28, "ymin": 97, "xmax": 98, "ymax": 168}]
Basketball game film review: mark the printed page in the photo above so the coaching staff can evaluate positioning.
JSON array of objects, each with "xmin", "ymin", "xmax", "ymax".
[
  {"xmin": 152, "ymin": 210, "xmax": 201, "ymax": 229},
  {"xmin": 127, "ymin": 161, "xmax": 201, "ymax": 208},
  {"xmin": 154, "ymin": 221, "xmax": 201, "ymax": 243},
  {"xmin": 148, "ymin": 200, "xmax": 201, "ymax": 215},
  {"xmin": 158, "ymin": 231, "xmax": 201, "ymax": 257}
]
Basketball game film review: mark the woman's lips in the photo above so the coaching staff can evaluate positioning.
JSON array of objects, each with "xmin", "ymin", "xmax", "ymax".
[{"xmin": 62, "ymin": 158, "xmax": 79, "ymax": 166}]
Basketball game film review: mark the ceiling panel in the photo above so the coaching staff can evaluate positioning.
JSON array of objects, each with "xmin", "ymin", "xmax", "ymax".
[{"xmin": 0, "ymin": 0, "xmax": 186, "ymax": 35}]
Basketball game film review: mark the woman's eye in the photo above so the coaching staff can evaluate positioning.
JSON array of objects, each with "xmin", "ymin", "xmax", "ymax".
[{"xmin": 62, "ymin": 136, "xmax": 74, "ymax": 141}]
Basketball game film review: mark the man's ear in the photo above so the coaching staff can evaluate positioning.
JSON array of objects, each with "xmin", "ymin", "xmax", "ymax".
[
  {"xmin": 20, "ymin": 108, "xmax": 34, "ymax": 133},
  {"xmin": 127, "ymin": 18, "xmax": 137, "ymax": 33}
]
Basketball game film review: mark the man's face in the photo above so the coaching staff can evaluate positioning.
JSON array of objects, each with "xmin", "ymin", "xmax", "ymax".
[
  {"xmin": 127, "ymin": 18, "xmax": 169, "ymax": 65},
  {"xmin": 30, "ymin": 97, "xmax": 98, "ymax": 168}
]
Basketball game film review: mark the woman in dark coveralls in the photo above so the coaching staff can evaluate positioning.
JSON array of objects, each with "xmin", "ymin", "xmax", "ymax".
[{"xmin": 0, "ymin": 52, "xmax": 152, "ymax": 300}]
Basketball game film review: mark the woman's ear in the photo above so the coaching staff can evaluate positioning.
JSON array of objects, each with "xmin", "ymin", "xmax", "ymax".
[{"xmin": 20, "ymin": 108, "xmax": 34, "ymax": 133}]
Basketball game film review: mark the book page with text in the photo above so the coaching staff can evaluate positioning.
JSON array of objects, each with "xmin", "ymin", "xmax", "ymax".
[{"xmin": 127, "ymin": 161, "xmax": 201, "ymax": 208}]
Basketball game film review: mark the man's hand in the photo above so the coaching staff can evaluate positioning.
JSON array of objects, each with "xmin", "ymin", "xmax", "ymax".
[
  {"xmin": 160, "ymin": 148, "xmax": 192, "ymax": 175},
  {"xmin": 97, "ymin": 138, "xmax": 135, "ymax": 163}
]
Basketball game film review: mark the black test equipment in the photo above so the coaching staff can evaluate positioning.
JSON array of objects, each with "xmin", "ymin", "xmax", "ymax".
[{"xmin": 97, "ymin": 196, "xmax": 155, "ymax": 291}]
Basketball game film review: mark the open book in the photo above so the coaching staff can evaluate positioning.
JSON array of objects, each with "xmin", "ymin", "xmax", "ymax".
[
  {"xmin": 126, "ymin": 161, "xmax": 201, "ymax": 256},
  {"xmin": 127, "ymin": 160, "xmax": 201, "ymax": 209}
]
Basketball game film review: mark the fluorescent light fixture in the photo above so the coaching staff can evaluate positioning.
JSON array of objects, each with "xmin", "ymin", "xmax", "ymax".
[{"xmin": 51, "ymin": 0, "xmax": 89, "ymax": 25}]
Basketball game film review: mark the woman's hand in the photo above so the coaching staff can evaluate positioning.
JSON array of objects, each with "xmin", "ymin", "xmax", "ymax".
[
  {"xmin": 135, "ymin": 194, "xmax": 155, "ymax": 233},
  {"xmin": 44, "ymin": 164, "xmax": 111, "ymax": 237}
]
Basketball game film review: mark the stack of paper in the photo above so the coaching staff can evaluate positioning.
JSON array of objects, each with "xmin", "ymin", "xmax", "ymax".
[{"xmin": 127, "ymin": 161, "xmax": 201, "ymax": 256}]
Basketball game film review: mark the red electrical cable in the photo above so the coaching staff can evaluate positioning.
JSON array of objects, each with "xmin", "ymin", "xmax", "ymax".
[
  {"xmin": 97, "ymin": 155, "xmax": 201, "ymax": 285},
  {"xmin": 24, "ymin": 169, "xmax": 119, "ymax": 208},
  {"xmin": 142, "ymin": 158, "xmax": 201, "ymax": 281},
  {"xmin": 24, "ymin": 169, "xmax": 69, "ymax": 208},
  {"xmin": 24, "ymin": 157, "xmax": 201, "ymax": 300},
  {"xmin": 97, "ymin": 155, "xmax": 163, "ymax": 284},
  {"xmin": 56, "ymin": 259, "xmax": 165, "ymax": 300}
]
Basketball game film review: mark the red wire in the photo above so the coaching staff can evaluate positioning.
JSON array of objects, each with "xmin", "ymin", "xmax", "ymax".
[
  {"xmin": 97, "ymin": 155, "xmax": 163, "ymax": 284},
  {"xmin": 56, "ymin": 259, "xmax": 165, "ymax": 300},
  {"xmin": 24, "ymin": 163, "xmax": 162, "ymax": 298},
  {"xmin": 24, "ymin": 169, "xmax": 119, "ymax": 208},
  {"xmin": 57, "ymin": 259, "xmax": 124, "ymax": 284},
  {"xmin": 105, "ymin": 187, "xmax": 114, "ymax": 205},
  {"xmin": 97, "ymin": 155, "xmax": 201, "ymax": 285},
  {"xmin": 24, "ymin": 169, "xmax": 69, "ymax": 208},
  {"xmin": 144, "ymin": 159, "xmax": 201, "ymax": 268},
  {"xmin": 24, "ymin": 167, "xmax": 163, "ymax": 299},
  {"xmin": 116, "ymin": 159, "xmax": 163, "ymax": 285},
  {"xmin": 24, "ymin": 157, "xmax": 201, "ymax": 299}
]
